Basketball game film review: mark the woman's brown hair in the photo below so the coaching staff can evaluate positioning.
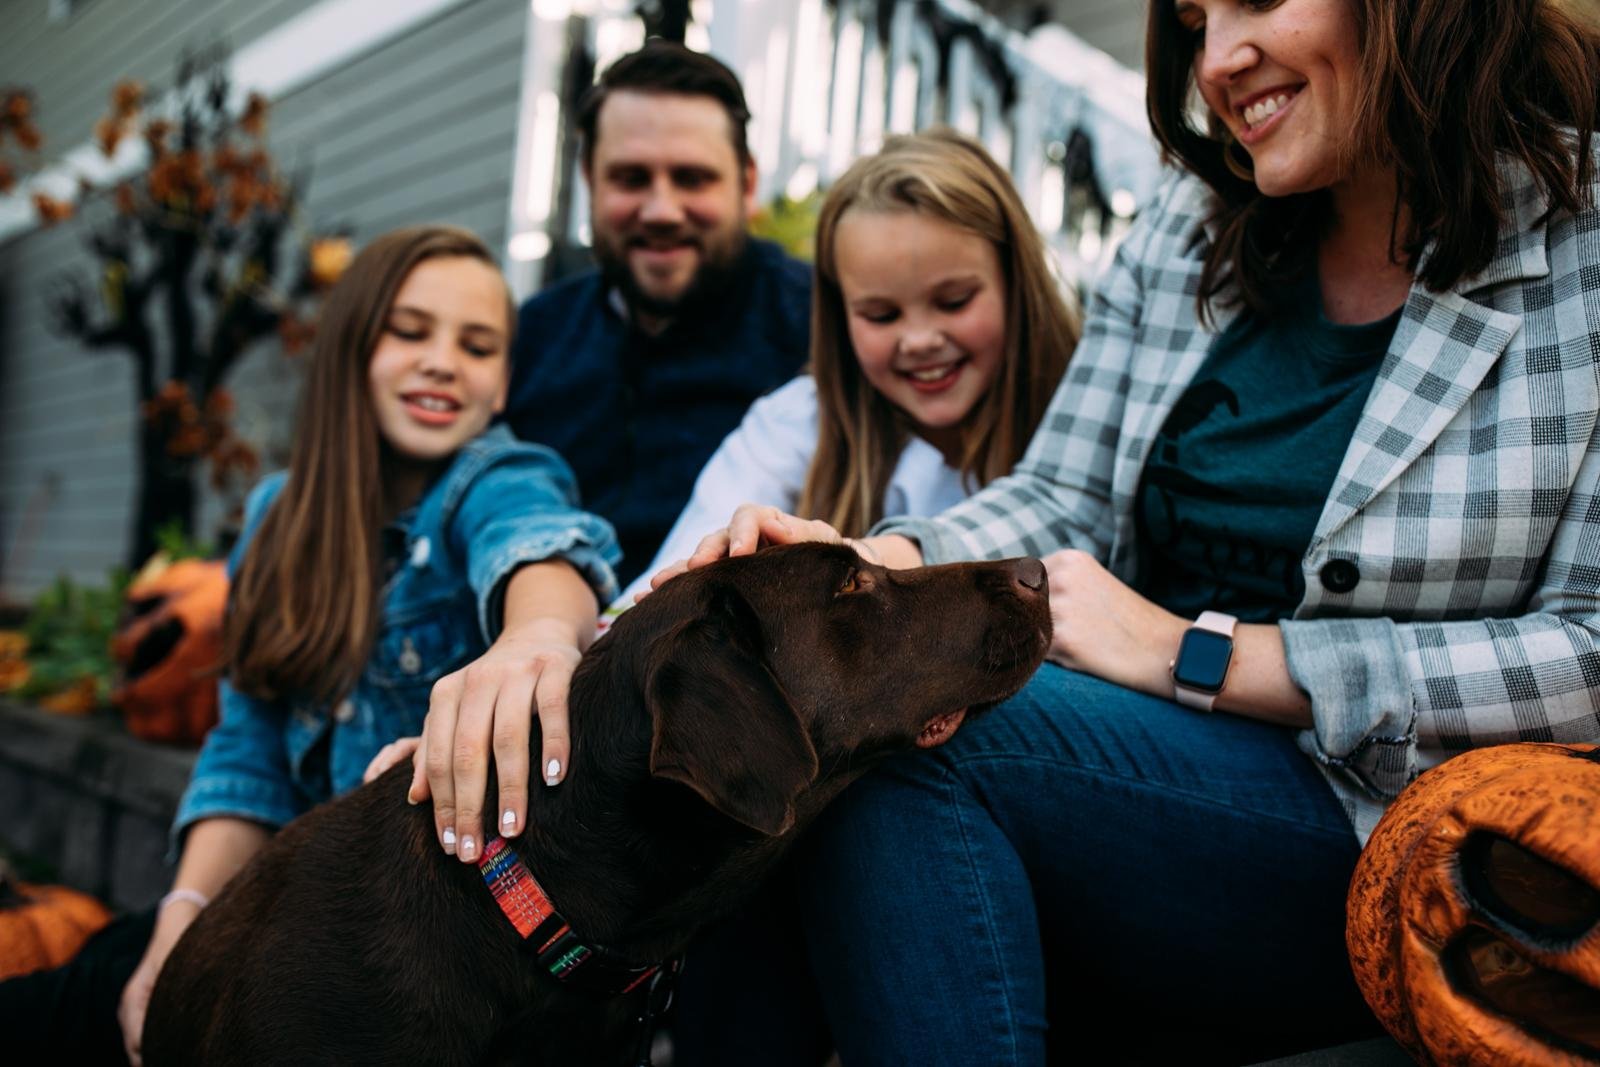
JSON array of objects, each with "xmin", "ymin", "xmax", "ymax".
[
  {"xmin": 225, "ymin": 225, "xmax": 512, "ymax": 704},
  {"xmin": 1146, "ymin": 0, "xmax": 1600, "ymax": 323},
  {"xmin": 799, "ymin": 128, "xmax": 1081, "ymax": 537}
]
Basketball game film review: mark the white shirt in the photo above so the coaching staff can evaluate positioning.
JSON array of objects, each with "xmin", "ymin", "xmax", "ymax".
[{"xmin": 616, "ymin": 376, "xmax": 972, "ymax": 605}]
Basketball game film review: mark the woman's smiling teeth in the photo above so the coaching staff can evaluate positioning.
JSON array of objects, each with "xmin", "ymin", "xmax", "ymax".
[
  {"xmin": 405, "ymin": 394, "xmax": 459, "ymax": 412},
  {"xmin": 1243, "ymin": 91, "xmax": 1296, "ymax": 130}
]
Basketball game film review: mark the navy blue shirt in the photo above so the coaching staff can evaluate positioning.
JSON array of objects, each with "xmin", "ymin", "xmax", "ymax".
[
  {"xmin": 1136, "ymin": 276, "xmax": 1401, "ymax": 623},
  {"xmin": 504, "ymin": 238, "xmax": 811, "ymax": 586}
]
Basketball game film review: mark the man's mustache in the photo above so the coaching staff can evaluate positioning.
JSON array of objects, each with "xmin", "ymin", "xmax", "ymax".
[{"xmin": 625, "ymin": 231, "xmax": 703, "ymax": 251}]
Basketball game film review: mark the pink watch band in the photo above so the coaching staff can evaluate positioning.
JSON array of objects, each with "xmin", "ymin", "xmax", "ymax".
[{"xmin": 1172, "ymin": 611, "xmax": 1238, "ymax": 712}]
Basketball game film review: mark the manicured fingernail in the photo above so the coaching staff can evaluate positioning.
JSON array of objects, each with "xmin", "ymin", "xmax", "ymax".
[
  {"xmin": 406, "ymin": 788, "xmax": 419, "ymax": 805},
  {"xmin": 460, "ymin": 835, "xmax": 476, "ymax": 861},
  {"xmin": 502, "ymin": 809, "xmax": 517, "ymax": 833},
  {"xmin": 545, "ymin": 758, "xmax": 562, "ymax": 785},
  {"xmin": 442, "ymin": 827, "xmax": 457, "ymax": 854}
]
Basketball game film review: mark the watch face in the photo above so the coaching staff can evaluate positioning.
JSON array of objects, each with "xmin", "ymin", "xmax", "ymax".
[{"xmin": 1173, "ymin": 628, "xmax": 1232, "ymax": 693}]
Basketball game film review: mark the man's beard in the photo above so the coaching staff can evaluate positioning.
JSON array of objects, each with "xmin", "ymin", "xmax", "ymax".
[{"xmin": 594, "ymin": 226, "xmax": 747, "ymax": 324}]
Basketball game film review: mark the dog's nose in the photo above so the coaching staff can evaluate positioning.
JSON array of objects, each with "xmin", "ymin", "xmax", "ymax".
[{"xmin": 1010, "ymin": 557, "xmax": 1046, "ymax": 594}]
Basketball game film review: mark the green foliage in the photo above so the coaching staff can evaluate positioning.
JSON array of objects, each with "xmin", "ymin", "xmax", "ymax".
[
  {"xmin": 17, "ymin": 571, "xmax": 128, "ymax": 703},
  {"xmin": 750, "ymin": 190, "xmax": 822, "ymax": 262},
  {"xmin": 153, "ymin": 519, "xmax": 214, "ymax": 561}
]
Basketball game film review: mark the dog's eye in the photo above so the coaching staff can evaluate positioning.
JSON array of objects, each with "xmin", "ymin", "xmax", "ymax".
[{"xmin": 838, "ymin": 569, "xmax": 867, "ymax": 595}]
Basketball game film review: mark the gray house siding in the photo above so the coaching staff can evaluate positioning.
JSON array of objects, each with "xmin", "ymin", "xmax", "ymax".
[
  {"xmin": 0, "ymin": 0, "xmax": 528, "ymax": 601},
  {"xmin": 2, "ymin": 0, "xmax": 329, "ymax": 152}
]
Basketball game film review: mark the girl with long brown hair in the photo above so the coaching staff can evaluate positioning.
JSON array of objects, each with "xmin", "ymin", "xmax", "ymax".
[
  {"xmin": 618, "ymin": 128, "xmax": 1078, "ymax": 603},
  {"xmin": 113, "ymin": 225, "xmax": 619, "ymax": 1062},
  {"xmin": 681, "ymin": 0, "xmax": 1600, "ymax": 1061}
]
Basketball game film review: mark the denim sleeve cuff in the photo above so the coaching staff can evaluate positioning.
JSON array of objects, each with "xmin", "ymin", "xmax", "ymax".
[
  {"xmin": 1279, "ymin": 616, "xmax": 1419, "ymax": 800},
  {"xmin": 475, "ymin": 531, "xmax": 621, "ymax": 642},
  {"xmin": 168, "ymin": 775, "xmax": 301, "ymax": 862},
  {"xmin": 869, "ymin": 516, "xmax": 963, "ymax": 565}
]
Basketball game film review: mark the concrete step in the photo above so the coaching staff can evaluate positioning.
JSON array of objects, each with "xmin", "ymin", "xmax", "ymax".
[{"xmin": 0, "ymin": 697, "xmax": 193, "ymax": 911}]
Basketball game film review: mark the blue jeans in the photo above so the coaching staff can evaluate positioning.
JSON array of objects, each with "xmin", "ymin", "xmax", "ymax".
[{"xmin": 795, "ymin": 665, "xmax": 1375, "ymax": 1066}]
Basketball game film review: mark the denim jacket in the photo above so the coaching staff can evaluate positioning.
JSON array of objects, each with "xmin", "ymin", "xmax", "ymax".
[{"xmin": 172, "ymin": 426, "xmax": 620, "ymax": 850}]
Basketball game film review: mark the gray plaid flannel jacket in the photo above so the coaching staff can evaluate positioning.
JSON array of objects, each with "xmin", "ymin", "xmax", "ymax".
[{"xmin": 879, "ymin": 152, "xmax": 1600, "ymax": 842}]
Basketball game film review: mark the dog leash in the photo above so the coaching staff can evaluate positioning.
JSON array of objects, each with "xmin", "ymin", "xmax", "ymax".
[{"xmin": 631, "ymin": 959, "xmax": 682, "ymax": 1067}]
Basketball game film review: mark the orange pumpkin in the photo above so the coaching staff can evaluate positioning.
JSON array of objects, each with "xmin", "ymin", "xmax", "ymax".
[
  {"xmin": 111, "ymin": 558, "xmax": 228, "ymax": 745},
  {"xmin": 0, "ymin": 659, "xmax": 28, "ymax": 692},
  {"xmin": 1346, "ymin": 743, "xmax": 1600, "ymax": 1066},
  {"xmin": 0, "ymin": 630, "xmax": 27, "ymax": 659},
  {"xmin": 0, "ymin": 861, "xmax": 113, "ymax": 980},
  {"xmin": 0, "ymin": 630, "xmax": 28, "ymax": 693}
]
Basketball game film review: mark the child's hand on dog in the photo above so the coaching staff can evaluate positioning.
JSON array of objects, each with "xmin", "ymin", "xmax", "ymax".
[
  {"xmin": 400, "ymin": 559, "xmax": 602, "ymax": 863},
  {"xmin": 640, "ymin": 503, "xmax": 836, "ymax": 597},
  {"xmin": 643, "ymin": 504, "xmax": 924, "ymax": 599},
  {"xmin": 407, "ymin": 618, "xmax": 584, "ymax": 862},
  {"xmin": 644, "ymin": 503, "xmax": 870, "ymax": 598}
]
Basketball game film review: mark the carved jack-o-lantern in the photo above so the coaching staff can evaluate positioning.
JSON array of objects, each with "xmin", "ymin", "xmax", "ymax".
[
  {"xmin": 111, "ymin": 558, "xmax": 228, "ymax": 745},
  {"xmin": 1346, "ymin": 743, "xmax": 1600, "ymax": 1066}
]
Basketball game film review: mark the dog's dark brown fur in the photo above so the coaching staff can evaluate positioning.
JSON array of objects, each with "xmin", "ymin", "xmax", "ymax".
[{"xmin": 142, "ymin": 544, "xmax": 1050, "ymax": 1066}]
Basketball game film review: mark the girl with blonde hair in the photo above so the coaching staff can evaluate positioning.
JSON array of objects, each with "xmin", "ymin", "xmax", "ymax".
[{"xmin": 618, "ymin": 127, "xmax": 1078, "ymax": 603}]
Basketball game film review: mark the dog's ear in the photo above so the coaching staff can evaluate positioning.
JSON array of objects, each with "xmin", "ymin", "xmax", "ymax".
[{"xmin": 644, "ymin": 582, "xmax": 819, "ymax": 836}]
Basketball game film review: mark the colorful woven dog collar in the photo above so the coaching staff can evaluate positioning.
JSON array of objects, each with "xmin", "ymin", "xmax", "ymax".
[{"xmin": 478, "ymin": 835, "xmax": 662, "ymax": 995}]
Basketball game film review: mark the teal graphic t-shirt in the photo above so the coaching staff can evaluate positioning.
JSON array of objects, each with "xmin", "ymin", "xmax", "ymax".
[{"xmin": 1135, "ymin": 275, "xmax": 1401, "ymax": 623}]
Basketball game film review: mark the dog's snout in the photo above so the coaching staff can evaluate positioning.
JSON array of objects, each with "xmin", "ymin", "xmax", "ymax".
[{"xmin": 1011, "ymin": 558, "xmax": 1046, "ymax": 594}]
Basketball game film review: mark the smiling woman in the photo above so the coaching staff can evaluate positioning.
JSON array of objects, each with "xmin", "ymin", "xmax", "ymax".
[
  {"xmin": 668, "ymin": 1, "xmax": 1600, "ymax": 1063},
  {"xmin": 1149, "ymin": 0, "xmax": 1600, "ymax": 322},
  {"xmin": 1176, "ymin": 0, "xmax": 1365, "ymax": 198}
]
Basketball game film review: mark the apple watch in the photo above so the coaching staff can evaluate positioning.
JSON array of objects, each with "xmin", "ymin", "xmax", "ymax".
[{"xmin": 1169, "ymin": 610, "xmax": 1238, "ymax": 712}]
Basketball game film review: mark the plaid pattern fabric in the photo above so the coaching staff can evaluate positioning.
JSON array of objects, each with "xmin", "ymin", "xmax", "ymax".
[{"xmin": 880, "ymin": 154, "xmax": 1600, "ymax": 841}]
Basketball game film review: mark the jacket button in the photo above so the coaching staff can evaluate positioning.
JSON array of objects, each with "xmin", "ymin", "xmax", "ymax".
[
  {"xmin": 334, "ymin": 700, "xmax": 356, "ymax": 724},
  {"xmin": 1320, "ymin": 559, "xmax": 1360, "ymax": 594}
]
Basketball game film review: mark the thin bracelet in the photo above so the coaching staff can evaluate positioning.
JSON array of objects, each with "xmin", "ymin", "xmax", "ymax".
[
  {"xmin": 844, "ymin": 537, "xmax": 884, "ymax": 565},
  {"xmin": 159, "ymin": 887, "xmax": 210, "ymax": 912}
]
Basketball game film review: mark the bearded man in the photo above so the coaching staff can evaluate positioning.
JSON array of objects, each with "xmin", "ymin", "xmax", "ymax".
[{"xmin": 503, "ymin": 42, "xmax": 811, "ymax": 587}]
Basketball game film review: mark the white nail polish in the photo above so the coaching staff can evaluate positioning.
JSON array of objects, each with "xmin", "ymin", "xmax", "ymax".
[
  {"xmin": 461, "ymin": 835, "xmax": 476, "ymax": 860},
  {"xmin": 545, "ymin": 758, "xmax": 561, "ymax": 785},
  {"xmin": 442, "ymin": 827, "xmax": 457, "ymax": 854},
  {"xmin": 502, "ymin": 809, "xmax": 516, "ymax": 831}
]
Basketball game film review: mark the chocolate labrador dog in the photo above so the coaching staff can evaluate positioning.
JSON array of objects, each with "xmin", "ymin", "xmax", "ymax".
[{"xmin": 142, "ymin": 543, "xmax": 1050, "ymax": 1066}]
